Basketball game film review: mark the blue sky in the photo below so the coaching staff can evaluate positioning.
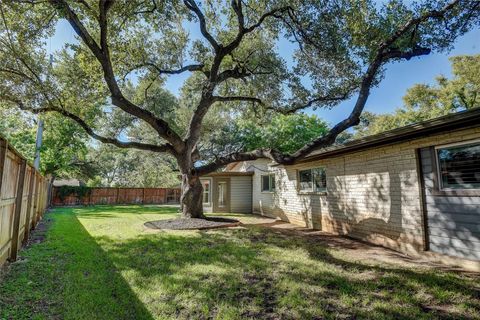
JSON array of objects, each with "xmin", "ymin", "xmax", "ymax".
[
  {"xmin": 49, "ymin": 18, "xmax": 480, "ymax": 127},
  {"xmin": 316, "ymin": 29, "xmax": 480, "ymax": 124}
]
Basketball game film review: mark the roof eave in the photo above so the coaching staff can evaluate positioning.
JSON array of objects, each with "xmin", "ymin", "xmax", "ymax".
[{"xmin": 296, "ymin": 108, "xmax": 480, "ymax": 164}]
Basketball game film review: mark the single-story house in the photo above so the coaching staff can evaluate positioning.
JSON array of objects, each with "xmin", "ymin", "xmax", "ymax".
[
  {"xmin": 52, "ymin": 178, "xmax": 85, "ymax": 187},
  {"xmin": 201, "ymin": 108, "xmax": 480, "ymax": 266}
]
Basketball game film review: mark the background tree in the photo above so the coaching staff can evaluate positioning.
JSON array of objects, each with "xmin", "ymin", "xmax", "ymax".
[
  {"xmin": 0, "ymin": 105, "xmax": 92, "ymax": 181},
  {"xmin": 87, "ymin": 144, "xmax": 180, "ymax": 188},
  {"xmin": 210, "ymin": 113, "xmax": 329, "ymax": 154},
  {"xmin": 0, "ymin": 0, "xmax": 478, "ymax": 218},
  {"xmin": 354, "ymin": 54, "xmax": 480, "ymax": 137}
]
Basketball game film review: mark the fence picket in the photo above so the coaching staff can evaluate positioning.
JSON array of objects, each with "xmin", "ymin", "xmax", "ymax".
[
  {"xmin": 0, "ymin": 135, "xmax": 51, "ymax": 267},
  {"xmin": 52, "ymin": 187, "xmax": 181, "ymax": 206},
  {"xmin": 23, "ymin": 169, "xmax": 36, "ymax": 245},
  {"xmin": 9, "ymin": 159, "xmax": 27, "ymax": 261}
]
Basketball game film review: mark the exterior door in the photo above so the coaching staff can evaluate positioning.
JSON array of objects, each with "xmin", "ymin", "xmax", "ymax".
[{"xmin": 213, "ymin": 178, "xmax": 230, "ymax": 213}]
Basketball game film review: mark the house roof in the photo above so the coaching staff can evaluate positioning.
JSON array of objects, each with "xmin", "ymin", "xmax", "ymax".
[
  {"xmin": 297, "ymin": 108, "xmax": 480, "ymax": 164},
  {"xmin": 52, "ymin": 178, "xmax": 84, "ymax": 187},
  {"xmin": 204, "ymin": 171, "xmax": 254, "ymax": 177},
  {"xmin": 224, "ymin": 162, "xmax": 240, "ymax": 171}
]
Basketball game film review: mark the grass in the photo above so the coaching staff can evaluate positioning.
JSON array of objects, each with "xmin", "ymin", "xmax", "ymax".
[{"xmin": 0, "ymin": 205, "xmax": 479, "ymax": 320}]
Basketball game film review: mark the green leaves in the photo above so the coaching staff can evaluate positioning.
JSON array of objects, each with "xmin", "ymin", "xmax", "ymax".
[
  {"xmin": 227, "ymin": 113, "xmax": 329, "ymax": 154},
  {"xmin": 0, "ymin": 105, "xmax": 90, "ymax": 178},
  {"xmin": 354, "ymin": 54, "xmax": 480, "ymax": 138},
  {"xmin": 1, "ymin": 0, "xmax": 478, "ymax": 174},
  {"xmin": 87, "ymin": 144, "xmax": 179, "ymax": 188}
]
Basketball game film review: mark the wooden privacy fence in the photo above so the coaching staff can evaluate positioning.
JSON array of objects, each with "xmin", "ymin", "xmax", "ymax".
[
  {"xmin": 0, "ymin": 137, "xmax": 50, "ymax": 267},
  {"xmin": 51, "ymin": 187, "xmax": 181, "ymax": 206}
]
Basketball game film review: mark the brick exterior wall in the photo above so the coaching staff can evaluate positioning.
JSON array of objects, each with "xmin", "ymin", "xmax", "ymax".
[{"xmin": 245, "ymin": 126, "xmax": 480, "ymax": 255}]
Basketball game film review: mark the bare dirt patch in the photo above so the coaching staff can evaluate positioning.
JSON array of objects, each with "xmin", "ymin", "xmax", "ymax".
[
  {"xmin": 144, "ymin": 217, "xmax": 240, "ymax": 230},
  {"xmin": 25, "ymin": 217, "xmax": 52, "ymax": 247},
  {"xmin": 239, "ymin": 272, "xmax": 280, "ymax": 320},
  {"xmin": 0, "ymin": 216, "xmax": 53, "ymax": 281}
]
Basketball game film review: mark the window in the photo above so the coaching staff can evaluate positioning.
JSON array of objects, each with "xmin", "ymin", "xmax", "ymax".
[
  {"xmin": 436, "ymin": 141, "xmax": 480, "ymax": 190},
  {"xmin": 201, "ymin": 179, "xmax": 211, "ymax": 204},
  {"xmin": 298, "ymin": 167, "xmax": 326, "ymax": 193},
  {"xmin": 218, "ymin": 182, "xmax": 226, "ymax": 207},
  {"xmin": 261, "ymin": 174, "xmax": 275, "ymax": 192}
]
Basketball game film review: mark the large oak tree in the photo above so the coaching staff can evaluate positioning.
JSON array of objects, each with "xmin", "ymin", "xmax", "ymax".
[{"xmin": 0, "ymin": 0, "xmax": 479, "ymax": 217}]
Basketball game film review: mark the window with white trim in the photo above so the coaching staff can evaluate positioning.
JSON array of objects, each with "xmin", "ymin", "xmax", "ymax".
[
  {"xmin": 218, "ymin": 181, "xmax": 227, "ymax": 207},
  {"xmin": 298, "ymin": 167, "xmax": 326, "ymax": 192},
  {"xmin": 261, "ymin": 174, "xmax": 275, "ymax": 192},
  {"xmin": 436, "ymin": 140, "xmax": 480, "ymax": 190},
  {"xmin": 201, "ymin": 179, "xmax": 211, "ymax": 204}
]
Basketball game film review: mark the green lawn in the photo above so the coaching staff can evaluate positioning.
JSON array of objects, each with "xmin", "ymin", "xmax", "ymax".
[{"xmin": 0, "ymin": 205, "xmax": 479, "ymax": 320}]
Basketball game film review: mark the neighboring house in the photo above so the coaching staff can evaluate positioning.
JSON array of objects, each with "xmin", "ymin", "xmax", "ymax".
[
  {"xmin": 201, "ymin": 108, "xmax": 480, "ymax": 264},
  {"xmin": 52, "ymin": 179, "xmax": 85, "ymax": 187}
]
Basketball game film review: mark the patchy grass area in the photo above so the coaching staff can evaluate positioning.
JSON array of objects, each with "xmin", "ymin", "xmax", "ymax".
[{"xmin": 1, "ymin": 205, "xmax": 479, "ymax": 320}]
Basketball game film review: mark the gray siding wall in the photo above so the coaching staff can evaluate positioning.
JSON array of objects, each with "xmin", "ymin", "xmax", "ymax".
[
  {"xmin": 230, "ymin": 176, "xmax": 252, "ymax": 213},
  {"xmin": 249, "ymin": 159, "xmax": 277, "ymax": 216},
  {"xmin": 420, "ymin": 147, "xmax": 480, "ymax": 260}
]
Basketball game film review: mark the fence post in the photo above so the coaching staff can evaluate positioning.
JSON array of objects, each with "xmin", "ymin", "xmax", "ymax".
[
  {"xmin": 39, "ymin": 179, "xmax": 44, "ymax": 218},
  {"xmin": 142, "ymin": 188, "xmax": 145, "ymax": 204},
  {"xmin": 0, "ymin": 140, "xmax": 7, "ymax": 196},
  {"xmin": 23, "ymin": 170, "xmax": 36, "ymax": 245},
  {"xmin": 32, "ymin": 174, "xmax": 39, "ymax": 227},
  {"xmin": 9, "ymin": 159, "xmax": 27, "ymax": 261},
  {"xmin": 46, "ymin": 177, "xmax": 53, "ymax": 208}
]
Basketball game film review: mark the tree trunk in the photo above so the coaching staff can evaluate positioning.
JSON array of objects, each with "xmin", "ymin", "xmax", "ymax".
[{"xmin": 180, "ymin": 174, "xmax": 205, "ymax": 219}]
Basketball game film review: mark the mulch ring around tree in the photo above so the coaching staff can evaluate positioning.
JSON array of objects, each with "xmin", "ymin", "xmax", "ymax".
[{"xmin": 144, "ymin": 217, "xmax": 240, "ymax": 230}]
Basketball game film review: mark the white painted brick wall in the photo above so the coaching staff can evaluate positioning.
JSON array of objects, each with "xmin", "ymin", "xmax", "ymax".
[{"xmin": 245, "ymin": 127, "xmax": 480, "ymax": 254}]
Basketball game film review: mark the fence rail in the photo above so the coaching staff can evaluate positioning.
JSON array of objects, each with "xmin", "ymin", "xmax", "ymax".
[
  {"xmin": 51, "ymin": 187, "xmax": 181, "ymax": 206},
  {"xmin": 0, "ymin": 136, "xmax": 50, "ymax": 267}
]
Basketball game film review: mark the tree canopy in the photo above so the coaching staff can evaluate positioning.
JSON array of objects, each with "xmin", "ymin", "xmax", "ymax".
[
  {"xmin": 231, "ymin": 113, "xmax": 329, "ymax": 154},
  {"xmin": 0, "ymin": 105, "xmax": 92, "ymax": 179},
  {"xmin": 354, "ymin": 54, "xmax": 480, "ymax": 137},
  {"xmin": 0, "ymin": 0, "xmax": 479, "ymax": 217},
  {"xmin": 86, "ymin": 144, "xmax": 180, "ymax": 188}
]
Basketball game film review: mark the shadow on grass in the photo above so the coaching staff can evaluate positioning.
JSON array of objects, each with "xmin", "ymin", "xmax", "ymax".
[
  {"xmin": 2, "ymin": 207, "xmax": 480, "ymax": 319},
  {"xmin": 0, "ymin": 211, "xmax": 154, "ymax": 320},
  {"xmin": 69, "ymin": 204, "xmax": 180, "ymax": 219},
  {"xmin": 96, "ymin": 226, "xmax": 480, "ymax": 320}
]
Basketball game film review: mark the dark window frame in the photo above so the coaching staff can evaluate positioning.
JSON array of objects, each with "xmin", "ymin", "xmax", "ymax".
[
  {"xmin": 431, "ymin": 140, "xmax": 480, "ymax": 197},
  {"xmin": 261, "ymin": 174, "xmax": 275, "ymax": 192},
  {"xmin": 297, "ymin": 167, "xmax": 327, "ymax": 194}
]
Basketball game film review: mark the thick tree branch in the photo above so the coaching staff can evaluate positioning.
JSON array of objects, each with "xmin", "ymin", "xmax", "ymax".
[
  {"xmin": 216, "ymin": 65, "xmax": 250, "ymax": 83},
  {"xmin": 184, "ymin": 1, "xmax": 291, "ymax": 156},
  {"xmin": 379, "ymin": 0, "xmax": 461, "ymax": 52},
  {"xmin": 5, "ymin": 95, "xmax": 174, "ymax": 154},
  {"xmin": 48, "ymin": 0, "xmax": 184, "ymax": 151},
  {"xmin": 195, "ymin": 148, "xmax": 286, "ymax": 176},
  {"xmin": 224, "ymin": 2, "xmax": 291, "ymax": 54},
  {"xmin": 212, "ymin": 95, "xmax": 263, "ymax": 104},
  {"xmin": 381, "ymin": 47, "xmax": 432, "ymax": 60},
  {"xmin": 267, "ymin": 91, "xmax": 356, "ymax": 114},
  {"xmin": 99, "ymin": 0, "xmax": 115, "ymax": 52},
  {"xmin": 123, "ymin": 62, "xmax": 205, "ymax": 80},
  {"xmin": 183, "ymin": 0, "xmax": 220, "ymax": 51},
  {"xmin": 285, "ymin": 1, "xmax": 462, "ymax": 162},
  {"xmin": 195, "ymin": 0, "xmax": 465, "ymax": 174},
  {"xmin": 216, "ymin": 64, "xmax": 274, "ymax": 84},
  {"xmin": 288, "ymin": 49, "xmax": 433, "ymax": 161}
]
